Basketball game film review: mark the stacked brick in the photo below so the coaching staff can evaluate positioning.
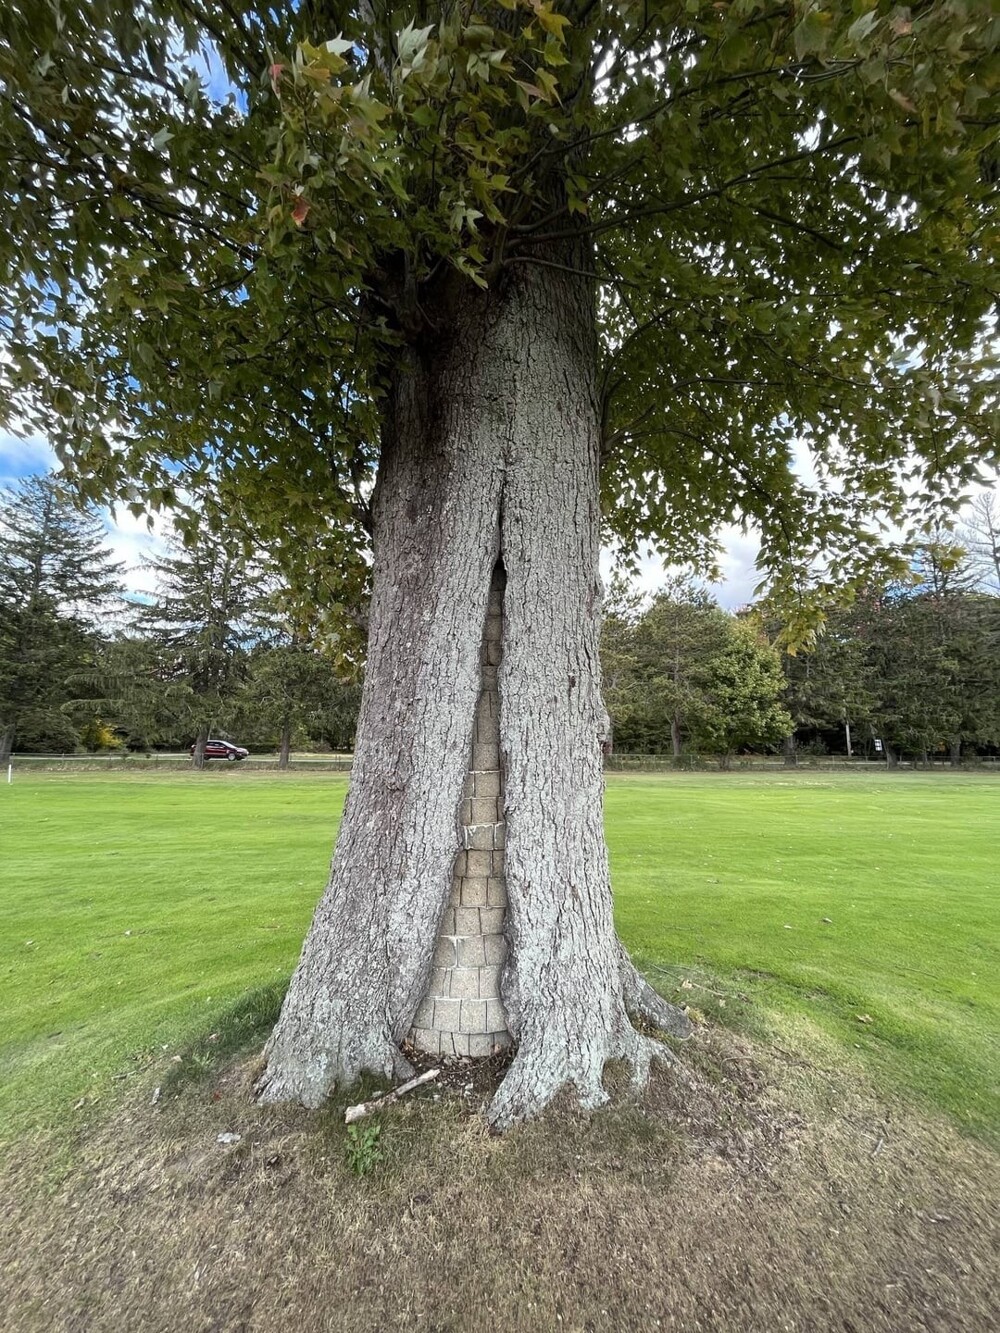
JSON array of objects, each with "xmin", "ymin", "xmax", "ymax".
[{"xmin": 410, "ymin": 569, "xmax": 512, "ymax": 1058}]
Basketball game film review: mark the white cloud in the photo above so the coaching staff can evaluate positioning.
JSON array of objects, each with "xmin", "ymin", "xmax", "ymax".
[
  {"xmin": 599, "ymin": 528, "xmax": 762, "ymax": 613},
  {"xmin": 101, "ymin": 505, "xmax": 166, "ymax": 600},
  {"xmin": 707, "ymin": 526, "xmax": 762, "ymax": 609},
  {"xmin": 0, "ymin": 431, "xmax": 56, "ymax": 488}
]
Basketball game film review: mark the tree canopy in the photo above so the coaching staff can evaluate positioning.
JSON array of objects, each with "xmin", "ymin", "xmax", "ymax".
[{"xmin": 1, "ymin": 2, "xmax": 997, "ymax": 609}]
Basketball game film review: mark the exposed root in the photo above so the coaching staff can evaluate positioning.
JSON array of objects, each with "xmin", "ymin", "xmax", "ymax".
[
  {"xmin": 618, "ymin": 942, "xmax": 694, "ymax": 1039},
  {"xmin": 486, "ymin": 1018, "xmax": 688, "ymax": 1132},
  {"xmin": 254, "ymin": 1034, "xmax": 413, "ymax": 1109},
  {"xmin": 486, "ymin": 1040, "xmax": 610, "ymax": 1132}
]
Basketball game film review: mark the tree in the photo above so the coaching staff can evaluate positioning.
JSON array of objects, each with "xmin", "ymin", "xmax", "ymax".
[
  {"xmin": 236, "ymin": 642, "xmax": 360, "ymax": 766},
  {"xmin": 602, "ymin": 580, "xmax": 732, "ymax": 757},
  {"xmin": 141, "ymin": 530, "xmax": 269, "ymax": 766},
  {"xmin": 0, "ymin": 474, "xmax": 123, "ymax": 611},
  {"xmin": 961, "ymin": 491, "xmax": 1000, "ymax": 595},
  {"xmin": 71, "ymin": 635, "xmax": 197, "ymax": 752},
  {"xmin": 0, "ymin": 474, "xmax": 123, "ymax": 761},
  {"xmin": 777, "ymin": 609, "xmax": 878, "ymax": 760},
  {"xmin": 871, "ymin": 581, "xmax": 1000, "ymax": 765},
  {"xmin": 1, "ymin": 3, "xmax": 997, "ymax": 1126},
  {"xmin": 0, "ymin": 598, "xmax": 99, "ymax": 756},
  {"xmin": 688, "ymin": 616, "xmax": 791, "ymax": 766}
]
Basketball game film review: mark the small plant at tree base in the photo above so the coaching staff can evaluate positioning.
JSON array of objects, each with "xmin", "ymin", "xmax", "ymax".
[{"xmin": 345, "ymin": 1122, "xmax": 383, "ymax": 1177}]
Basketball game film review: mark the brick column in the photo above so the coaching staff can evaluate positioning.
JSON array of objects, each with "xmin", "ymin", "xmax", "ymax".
[{"xmin": 410, "ymin": 565, "xmax": 511, "ymax": 1058}]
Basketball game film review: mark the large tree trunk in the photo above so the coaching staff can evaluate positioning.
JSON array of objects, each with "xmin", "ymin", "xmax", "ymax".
[
  {"xmin": 278, "ymin": 719, "xmax": 292, "ymax": 771},
  {"xmin": 670, "ymin": 712, "xmax": 682, "ymax": 760},
  {"xmin": 0, "ymin": 722, "xmax": 13, "ymax": 769},
  {"xmin": 256, "ymin": 257, "xmax": 690, "ymax": 1129}
]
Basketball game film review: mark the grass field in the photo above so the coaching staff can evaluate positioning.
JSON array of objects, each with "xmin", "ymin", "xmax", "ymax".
[{"xmin": 1, "ymin": 769, "xmax": 997, "ymax": 1146}]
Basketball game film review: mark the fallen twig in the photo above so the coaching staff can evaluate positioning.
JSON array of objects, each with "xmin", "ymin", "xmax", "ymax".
[{"xmin": 344, "ymin": 1068, "xmax": 440, "ymax": 1124}]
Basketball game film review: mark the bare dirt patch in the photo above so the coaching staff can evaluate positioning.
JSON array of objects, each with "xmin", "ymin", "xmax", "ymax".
[{"xmin": 1, "ymin": 1026, "xmax": 996, "ymax": 1333}]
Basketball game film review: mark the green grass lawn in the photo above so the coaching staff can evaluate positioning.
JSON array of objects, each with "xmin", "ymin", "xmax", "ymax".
[{"xmin": 1, "ymin": 770, "xmax": 997, "ymax": 1145}]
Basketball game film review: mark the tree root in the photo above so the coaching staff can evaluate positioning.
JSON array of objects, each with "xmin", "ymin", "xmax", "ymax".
[
  {"xmin": 486, "ymin": 1017, "xmax": 689, "ymax": 1132},
  {"xmin": 254, "ymin": 1031, "xmax": 414, "ymax": 1108},
  {"xmin": 618, "ymin": 942, "xmax": 694, "ymax": 1039},
  {"xmin": 483, "ymin": 938, "xmax": 697, "ymax": 1130}
]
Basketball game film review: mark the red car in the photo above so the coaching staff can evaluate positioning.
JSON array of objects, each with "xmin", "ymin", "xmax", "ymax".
[{"xmin": 190, "ymin": 739, "xmax": 249, "ymax": 762}]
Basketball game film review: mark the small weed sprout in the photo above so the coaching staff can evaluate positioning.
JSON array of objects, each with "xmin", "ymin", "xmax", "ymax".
[{"xmin": 345, "ymin": 1121, "xmax": 383, "ymax": 1176}]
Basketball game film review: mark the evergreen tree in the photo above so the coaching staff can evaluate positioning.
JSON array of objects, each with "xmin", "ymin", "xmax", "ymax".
[
  {"xmin": 142, "ymin": 530, "xmax": 269, "ymax": 767},
  {"xmin": 0, "ymin": 474, "xmax": 123, "ymax": 760},
  {"xmin": 777, "ymin": 569, "xmax": 1000, "ymax": 764},
  {"xmin": 0, "ymin": 599, "xmax": 97, "ymax": 758},
  {"xmin": 873, "ymin": 581, "xmax": 1000, "ymax": 765},
  {"xmin": 601, "ymin": 579, "xmax": 731, "ymax": 757},
  {"xmin": 689, "ymin": 616, "xmax": 792, "ymax": 767},
  {"xmin": 778, "ymin": 614, "xmax": 877, "ymax": 761},
  {"xmin": 0, "ymin": 475, "xmax": 123, "ymax": 611},
  {"xmin": 71, "ymin": 635, "xmax": 197, "ymax": 752}
]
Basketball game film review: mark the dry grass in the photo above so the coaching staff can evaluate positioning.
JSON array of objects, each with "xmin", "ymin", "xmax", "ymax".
[{"xmin": 2, "ymin": 1024, "xmax": 997, "ymax": 1333}]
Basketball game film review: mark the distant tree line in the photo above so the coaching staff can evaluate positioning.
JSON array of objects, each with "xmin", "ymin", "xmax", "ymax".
[
  {"xmin": 3, "ymin": 474, "xmax": 998, "ymax": 768},
  {"xmin": 779, "ymin": 537, "xmax": 1000, "ymax": 766},
  {"xmin": 601, "ymin": 521, "xmax": 1000, "ymax": 765},
  {"xmin": 601, "ymin": 577, "xmax": 792, "ymax": 766},
  {"xmin": 0, "ymin": 476, "xmax": 361, "ymax": 767}
]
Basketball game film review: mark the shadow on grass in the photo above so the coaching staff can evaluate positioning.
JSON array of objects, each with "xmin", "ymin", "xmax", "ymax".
[{"xmin": 161, "ymin": 979, "xmax": 290, "ymax": 1094}]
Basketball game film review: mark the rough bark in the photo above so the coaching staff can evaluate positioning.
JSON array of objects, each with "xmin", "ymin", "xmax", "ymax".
[{"xmin": 256, "ymin": 254, "xmax": 690, "ymax": 1125}]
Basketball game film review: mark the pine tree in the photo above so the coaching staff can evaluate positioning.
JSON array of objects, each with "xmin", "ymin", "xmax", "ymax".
[
  {"xmin": 0, "ymin": 475, "xmax": 123, "ymax": 761},
  {"xmin": 141, "ymin": 529, "xmax": 269, "ymax": 767},
  {"xmin": 601, "ymin": 580, "xmax": 732, "ymax": 758},
  {"xmin": 0, "ymin": 474, "xmax": 123, "ymax": 612}
]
